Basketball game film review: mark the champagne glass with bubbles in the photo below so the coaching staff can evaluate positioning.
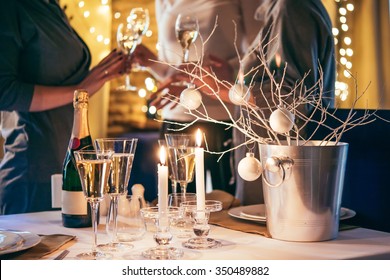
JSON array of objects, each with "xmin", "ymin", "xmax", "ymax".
[
  {"xmin": 116, "ymin": 20, "xmax": 140, "ymax": 91},
  {"xmin": 175, "ymin": 13, "xmax": 199, "ymax": 63},
  {"xmin": 74, "ymin": 150, "xmax": 113, "ymax": 260},
  {"xmin": 95, "ymin": 138, "xmax": 138, "ymax": 251},
  {"xmin": 165, "ymin": 133, "xmax": 196, "ymax": 195},
  {"xmin": 173, "ymin": 13, "xmax": 199, "ymax": 87},
  {"xmin": 117, "ymin": 7, "xmax": 149, "ymax": 91}
]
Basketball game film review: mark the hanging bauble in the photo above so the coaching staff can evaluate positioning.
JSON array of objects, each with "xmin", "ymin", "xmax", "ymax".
[
  {"xmin": 228, "ymin": 83, "xmax": 250, "ymax": 105},
  {"xmin": 237, "ymin": 152, "xmax": 263, "ymax": 181},
  {"xmin": 269, "ymin": 107, "xmax": 295, "ymax": 134},
  {"xmin": 180, "ymin": 86, "xmax": 202, "ymax": 110}
]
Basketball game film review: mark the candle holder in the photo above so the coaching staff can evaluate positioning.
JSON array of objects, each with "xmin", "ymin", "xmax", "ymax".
[
  {"xmin": 140, "ymin": 207, "xmax": 184, "ymax": 259},
  {"xmin": 169, "ymin": 193, "xmax": 197, "ymax": 238},
  {"xmin": 180, "ymin": 200, "xmax": 222, "ymax": 249}
]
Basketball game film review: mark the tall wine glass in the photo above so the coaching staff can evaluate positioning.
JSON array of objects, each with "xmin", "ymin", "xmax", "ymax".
[
  {"xmin": 130, "ymin": 7, "xmax": 150, "ymax": 45},
  {"xmin": 95, "ymin": 138, "xmax": 138, "ymax": 251},
  {"xmin": 158, "ymin": 139, "xmax": 178, "ymax": 194},
  {"xmin": 117, "ymin": 8, "xmax": 149, "ymax": 92},
  {"xmin": 175, "ymin": 13, "xmax": 199, "ymax": 63},
  {"xmin": 74, "ymin": 150, "xmax": 113, "ymax": 260},
  {"xmin": 165, "ymin": 133, "xmax": 196, "ymax": 195},
  {"xmin": 116, "ymin": 20, "xmax": 140, "ymax": 91}
]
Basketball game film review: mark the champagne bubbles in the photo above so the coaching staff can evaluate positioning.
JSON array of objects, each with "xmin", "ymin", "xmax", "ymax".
[
  {"xmin": 269, "ymin": 107, "xmax": 295, "ymax": 134},
  {"xmin": 180, "ymin": 87, "xmax": 202, "ymax": 110},
  {"xmin": 237, "ymin": 152, "xmax": 263, "ymax": 181},
  {"xmin": 229, "ymin": 84, "xmax": 250, "ymax": 105}
]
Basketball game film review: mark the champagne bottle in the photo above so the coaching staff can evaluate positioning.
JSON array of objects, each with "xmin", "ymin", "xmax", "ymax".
[{"xmin": 62, "ymin": 89, "xmax": 94, "ymax": 228}]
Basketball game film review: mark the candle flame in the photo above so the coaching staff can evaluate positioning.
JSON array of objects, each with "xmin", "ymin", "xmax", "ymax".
[
  {"xmin": 159, "ymin": 146, "xmax": 166, "ymax": 165},
  {"xmin": 275, "ymin": 53, "xmax": 281, "ymax": 68},
  {"xmin": 196, "ymin": 129, "xmax": 203, "ymax": 147}
]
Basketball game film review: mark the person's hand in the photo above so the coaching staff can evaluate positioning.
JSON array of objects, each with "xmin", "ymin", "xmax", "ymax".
[
  {"xmin": 149, "ymin": 76, "xmax": 186, "ymax": 110},
  {"xmin": 192, "ymin": 55, "xmax": 233, "ymax": 94},
  {"xmin": 77, "ymin": 49, "xmax": 127, "ymax": 95},
  {"xmin": 131, "ymin": 44, "xmax": 158, "ymax": 68}
]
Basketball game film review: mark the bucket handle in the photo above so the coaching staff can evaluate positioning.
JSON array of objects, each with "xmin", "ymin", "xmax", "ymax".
[{"xmin": 262, "ymin": 156, "xmax": 294, "ymax": 188}]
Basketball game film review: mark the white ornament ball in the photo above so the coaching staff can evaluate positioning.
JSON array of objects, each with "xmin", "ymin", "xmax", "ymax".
[
  {"xmin": 237, "ymin": 152, "xmax": 263, "ymax": 181},
  {"xmin": 229, "ymin": 84, "xmax": 250, "ymax": 105},
  {"xmin": 180, "ymin": 87, "xmax": 202, "ymax": 110},
  {"xmin": 269, "ymin": 108, "xmax": 295, "ymax": 134}
]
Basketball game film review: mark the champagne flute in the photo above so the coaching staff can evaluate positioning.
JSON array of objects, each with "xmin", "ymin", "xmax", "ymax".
[
  {"xmin": 117, "ymin": 8, "xmax": 149, "ymax": 92},
  {"xmin": 165, "ymin": 134, "xmax": 196, "ymax": 195},
  {"xmin": 74, "ymin": 150, "xmax": 113, "ymax": 260},
  {"xmin": 128, "ymin": 7, "xmax": 150, "ymax": 74},
  {"xmin": 175, "ymin": 13, "xmax": 199, "ymax": 63},
  {"xmin": 116, "ymin": 20, "xmax": 140, "ymax": 91},
  {"xmin": 130, "ymin": 7, "xmax": 150, "ymax": 45},
  {"xmin": 95, "ymin": 138, "xmax": 138, "ymax": 251}
]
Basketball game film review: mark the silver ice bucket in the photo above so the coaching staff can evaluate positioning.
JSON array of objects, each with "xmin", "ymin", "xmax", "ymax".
[{"xmin": 259, "ymin": 141, "xmax": 349, "ymax": 241}]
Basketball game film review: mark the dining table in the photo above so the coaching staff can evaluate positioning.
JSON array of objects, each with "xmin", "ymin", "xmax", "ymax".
[{"xmin": 1, "ymin": 210, "xmax": 390, "ymax": 260}]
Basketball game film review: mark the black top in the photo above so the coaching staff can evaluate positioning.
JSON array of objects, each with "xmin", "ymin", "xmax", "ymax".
[
  {"xmin": 234, "ymin": 0, "xmax": 336, "ymax": 204},
  {"xmin": 0, "ymin": 0, "xmax": 91, "ymax": 214}
]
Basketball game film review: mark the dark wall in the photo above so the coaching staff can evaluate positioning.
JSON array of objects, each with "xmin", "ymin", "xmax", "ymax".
[{"xmin": 308, "ymin": 109, "xmax": 390, "ymax": 232}]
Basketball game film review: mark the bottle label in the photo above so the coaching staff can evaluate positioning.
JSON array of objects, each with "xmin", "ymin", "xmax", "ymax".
[
  {"xmin": 61, "ymin": 190, "xmax": 88, "ymax": 215},
  {"xmin": 71, "ymin": 138, "xmax": 81, "ymax": 149}
]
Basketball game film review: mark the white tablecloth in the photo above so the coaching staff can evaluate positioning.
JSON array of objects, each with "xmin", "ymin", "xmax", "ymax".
[{"xmin": 1, "ymin": 211, "xmax": 390, "ymax": 260}]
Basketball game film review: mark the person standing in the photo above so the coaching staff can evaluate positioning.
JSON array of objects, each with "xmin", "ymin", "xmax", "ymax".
[
  {"xmin": 187, "ymin": 0, "xmax": 336, "ymax": 205},
  {"xmin": 0, "ymin": 0, "xmax": 126, "ymax": 214},
  {"xmin": 133, "ymin": 0, "xmax": 260, "ymax": 195}
]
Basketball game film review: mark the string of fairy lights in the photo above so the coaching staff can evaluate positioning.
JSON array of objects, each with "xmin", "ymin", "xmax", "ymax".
[
  {"xmin": 70, "ymin": 0, "xmax": 159, "ymax": 116},
  {"xmin": 333, "ymin": 0, "xmax": 355, "ymax": 102},
  {"xmin": 71, "ymin": 0, "xmax": 354, "ymax": 109}
]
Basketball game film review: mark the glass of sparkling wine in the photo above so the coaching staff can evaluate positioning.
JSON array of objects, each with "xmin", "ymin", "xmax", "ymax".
[
  {"xmin": 165, "ymin": 133, "xmax": 196, "ymax": 195},
  {"xmin": 129, "ymin": 7, "xmax": 150, "ymax": 71},
  {"xmin": 74, "ymin": 150, "xmax": 113, "ymax": 260},
  {"xmin": 175, "ymin": 13, "xmax": 199, "ymax": 63},
  {"xmin": 94, "ymin": 138, "xmax": 138, "ymax": 251},
  {"xmin": 116, "ymin": 20, "xmax": 140, "ymax": 91}
]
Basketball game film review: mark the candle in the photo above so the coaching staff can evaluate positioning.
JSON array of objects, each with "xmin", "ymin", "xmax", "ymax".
[
  {"xmin": 158, "ymin": 146, "xmax": 169, "ymax": 226},
  {"xmin": 195, "ymin": 129, "xmax": 206, "ymax": 212}
]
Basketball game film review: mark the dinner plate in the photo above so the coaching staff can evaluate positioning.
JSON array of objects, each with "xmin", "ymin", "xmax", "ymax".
[
  {"xmin": 0, "ymin": 230, "xmax": 41, "ymax": 256},
  {"xmin": 228, "ymin": 204, "xmax": 356, "ymax": 223},
  {"xmin": 0, "ymin": 231, "xmax": 24, "ymax": 252}
]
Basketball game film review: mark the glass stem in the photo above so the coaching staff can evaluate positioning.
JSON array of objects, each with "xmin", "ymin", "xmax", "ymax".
[
  {"xmin": 180, "ymin": 184, "xmax": 187, "ymax": 195},
  {"xmin": 182, "ymin": 48, "xmax": 189, "ymax": 63},
  {"xmin": 171, "ymin": 180, "xmax": 177, "ymax": 194},
  {"xmin": 90, "ymin": 200, "xmax": 100, "ymax": 253},
  {"xmin": 110, "ymin": 195, "xmax": 120, "ymax": 243},
  {"xmin": 125, "ymin": 74, "xmax": 131, "ymax": 88}
]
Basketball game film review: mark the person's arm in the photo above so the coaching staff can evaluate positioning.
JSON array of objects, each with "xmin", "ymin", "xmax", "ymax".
[{"xmin": 30, "ymin": 49, "xmax": 126, "ymax": 112}]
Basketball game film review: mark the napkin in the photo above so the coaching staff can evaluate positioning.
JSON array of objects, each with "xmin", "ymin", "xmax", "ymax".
[
  {"xmin": 1, "ymin": 234, "xmax": 75, "ymax": 260},
  {"xmin": 205, "ymin": 190, "xmax": 240, "ymax": 210},
  {"xmin": 209, "ymin": 210, "xmax": 271, "ymax": 237}
]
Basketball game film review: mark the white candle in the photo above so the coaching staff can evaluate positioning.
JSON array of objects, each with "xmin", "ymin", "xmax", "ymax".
[
  {"xmin": 158, "ymin": 146, "xmax": 169, "ymax": 226},
  {"xmin": 195, "ymin": 129, "xmax": 206, "ymax": 212}
]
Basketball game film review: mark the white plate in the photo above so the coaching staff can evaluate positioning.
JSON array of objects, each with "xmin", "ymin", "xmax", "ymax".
[
  {"xmin": 228, "ymin": 205, "xmax": 266, "ymax": 223},
  {"xmin": 228, "ymin": 204, "xmax": 356, "ymax": 223},
  {"xmin": 0, "ymin": 231, "xmax": 24, "ymax": 251},
  {"xmin": 0, "ymin": 231, "xmax": 41, "ymax": 256}
]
